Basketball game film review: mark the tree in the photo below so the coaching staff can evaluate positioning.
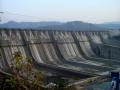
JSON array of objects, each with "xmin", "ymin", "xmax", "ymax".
[{"xmin": 3, "ymin": 51, "xmax": 46, "ymax": 90}]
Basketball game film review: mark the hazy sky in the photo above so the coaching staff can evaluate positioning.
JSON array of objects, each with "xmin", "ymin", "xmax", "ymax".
[{"xmin": 0, "ymin": 0, "xmax": 120, "ymax": 23}]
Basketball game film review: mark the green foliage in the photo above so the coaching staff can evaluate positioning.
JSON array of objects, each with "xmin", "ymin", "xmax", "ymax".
[
  {"xmin": 2, "ymin": 51, "xmax": 77, "ymax": 90},
  {"xmin": 50, "ymin": 76, "xmax": 77, "ymax": 90},
  {"xmin": 2, "ymin": 51, "xmax": 46, "ymax": 90},
  {"xmin": 3, "ymin": 76, "xmax": 29, "ymax": 90},
  {"xmin": 54, "ymin": 77, "xmax": 68, "ymax": 90}
]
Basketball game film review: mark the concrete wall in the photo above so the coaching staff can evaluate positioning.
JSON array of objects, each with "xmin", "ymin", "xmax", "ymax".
[{"xmin": 0, "ymin": 28, "xmax": 120, "ymax": 76}]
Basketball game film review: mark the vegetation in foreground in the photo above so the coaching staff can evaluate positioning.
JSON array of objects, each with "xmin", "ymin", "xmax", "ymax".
[{"xmin": 0, "ymin": 51, "xmax": 77, "ymax": 90}]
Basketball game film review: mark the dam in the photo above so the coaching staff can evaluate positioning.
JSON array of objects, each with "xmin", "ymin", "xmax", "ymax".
[{"xmin": 0, "ymin": 28, "xmax": 120, "ymax": 78}]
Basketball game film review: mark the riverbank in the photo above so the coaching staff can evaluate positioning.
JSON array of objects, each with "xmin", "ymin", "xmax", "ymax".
[{"xmin": 68, "ymin": 76, "xmax": 110, "ymax": 90}]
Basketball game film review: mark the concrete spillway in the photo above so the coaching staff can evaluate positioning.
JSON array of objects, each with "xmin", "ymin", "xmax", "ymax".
[{"xmin": 0, "ymin": 29, "xmax": 120, "ymax": 77}]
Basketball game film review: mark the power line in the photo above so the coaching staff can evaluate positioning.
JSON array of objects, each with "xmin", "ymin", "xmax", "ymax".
[
  {"xmin": 4, "ymin": 11, "xmax": 43, "ymax": 20},
  {"xmin": 0, "ymin": 11, "xmax": 44, "ymax": 22}
]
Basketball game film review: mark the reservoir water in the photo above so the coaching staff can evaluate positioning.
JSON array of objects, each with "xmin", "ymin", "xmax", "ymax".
[{"xmin": 87, "ymin": 82, "xmax": 111, "ymax": 90}]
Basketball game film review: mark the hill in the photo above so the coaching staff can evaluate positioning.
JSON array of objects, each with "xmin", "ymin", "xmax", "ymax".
[
  {"xmin": 0, "ymin": 21, "xmax": 107, "ymax": 31},
  {"xmin": 98, "ymin": 22, "xmax": 120, "ymax": 30}
]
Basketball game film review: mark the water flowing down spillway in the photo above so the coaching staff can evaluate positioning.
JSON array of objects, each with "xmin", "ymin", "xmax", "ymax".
[{"xmin": 0, "ymin": 28, "xmax": 120, "ymax": 77}]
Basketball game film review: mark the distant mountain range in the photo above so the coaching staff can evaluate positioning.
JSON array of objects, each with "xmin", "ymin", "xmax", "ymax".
[
  {"xmin": 98, "ymin": 22, "xmax": 120, "ymax": 30},
  {"xmin": 0, "ymin": 21, "xmax": 62, "ymax": 29},
  {"xmin": 0, "ymin": 21, "xmax": 120, "ymax": 31},
  {"xmin": 41, "ymin": 21, "xmax": 107, "ymax": 31}
]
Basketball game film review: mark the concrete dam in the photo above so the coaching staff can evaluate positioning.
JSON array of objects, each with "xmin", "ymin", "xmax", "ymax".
[{"xmin": 0, "ymin": 28, "xmax": 120, "ymax": 78}]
